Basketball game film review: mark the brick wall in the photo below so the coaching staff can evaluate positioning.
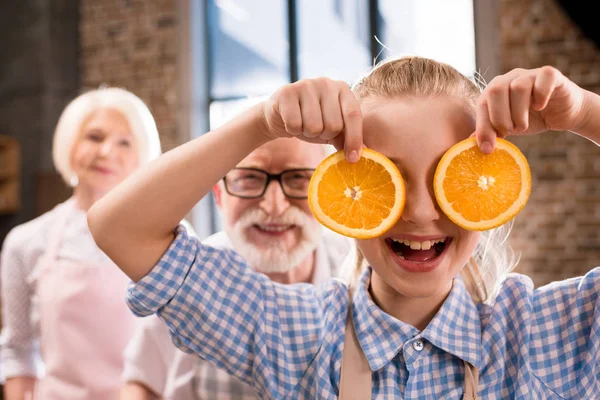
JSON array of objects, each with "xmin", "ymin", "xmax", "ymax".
[
  {"xmin": 501, "ymin": 0, "xmax": 600, "ymax": 286},
  {"xmin": 0, "ymin": 1, "xmax": 79, "ymax": 244},
  {"xmin": 79, "ymin": 0, "xmax": 180, "ymax": 151}
]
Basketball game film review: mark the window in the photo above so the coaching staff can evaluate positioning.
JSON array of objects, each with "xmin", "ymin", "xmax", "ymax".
[
  {"xmin": 296, "ymin": 0, "xmax": 371, "ymax": 83},
  {"xmin": 208, "ymin": 0, "xmax": 290, "ymax": 99},
  {"xmin": 377, "ymin": 0, "xmax": 475, "ymax": 75},
  {"xmin": 194, "ymin": 0, "xmax": 476, "ymax": 237}
]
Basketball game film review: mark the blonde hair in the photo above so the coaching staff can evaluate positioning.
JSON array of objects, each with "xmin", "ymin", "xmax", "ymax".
[
  {"xmin": 52, "ymin": 87, "xmax": 162, "ymax": 186},
  {"xmin": 345, "ymin": 56, "xmax": 516, "ymax": 304}
]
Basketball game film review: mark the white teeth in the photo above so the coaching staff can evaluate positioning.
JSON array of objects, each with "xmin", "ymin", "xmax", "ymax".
[
  {"xmin": 409, "ymin": 241, "xmax": 422, "ymax": 250},
  {"xmin": 391, "ymin": 237, "xmax": 447, "ymax": 250}
]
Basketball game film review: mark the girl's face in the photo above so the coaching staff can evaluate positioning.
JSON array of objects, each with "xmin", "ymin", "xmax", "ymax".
[
  {"xmin": 70, "ymin": 108, "xmax": 140, "ymax": 194},
  {"xmin": 357, "ymin": 96, "xmax": 480, "ymax": 302}
]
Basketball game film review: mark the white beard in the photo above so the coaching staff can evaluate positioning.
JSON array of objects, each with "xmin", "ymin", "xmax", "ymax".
[{"xmin": 223, "ymin": 206, "xmax": 322, "ymax": 273}]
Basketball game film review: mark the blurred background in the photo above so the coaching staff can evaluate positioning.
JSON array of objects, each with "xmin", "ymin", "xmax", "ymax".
[{"xmin": 0, "ymin": 0, "xmax": 599, "ymax": 288}]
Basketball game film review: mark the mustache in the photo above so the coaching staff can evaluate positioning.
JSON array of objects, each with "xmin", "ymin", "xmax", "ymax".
[{"xmin": 236, "ymin": 207, "xmax": 311, "ymax": 229}]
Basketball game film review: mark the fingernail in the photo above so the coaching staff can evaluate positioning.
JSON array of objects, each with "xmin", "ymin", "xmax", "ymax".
[
  {"xmin": 480, "ymin": 141, "xmax": 493, "ymax": 154},
  {"xmin": 348, "ymin": 150, "xmax": 359, "ymax": 163}
]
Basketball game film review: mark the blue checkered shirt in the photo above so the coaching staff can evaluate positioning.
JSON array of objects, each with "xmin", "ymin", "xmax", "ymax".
[{"xmin": 127, "ymin": 226, "xmax": 600, "ymax": 399}]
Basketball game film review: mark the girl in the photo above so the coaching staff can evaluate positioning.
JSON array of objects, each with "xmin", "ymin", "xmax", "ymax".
[
  {"xmin": 1, "ymin": 87, "xmax": 162, "ymax": 400},
  {"xmin": 89, "ymin": 57, "xmax": 600, "ymax": 399}
]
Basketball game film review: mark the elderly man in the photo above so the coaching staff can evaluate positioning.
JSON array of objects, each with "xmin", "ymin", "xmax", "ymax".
[{"xmin": 120, "ymin": 137, "xmax": 349, "ymax": 399}]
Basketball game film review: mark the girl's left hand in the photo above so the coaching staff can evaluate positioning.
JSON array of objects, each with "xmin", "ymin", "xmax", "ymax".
[{"xmin": 474, "ymin": 66, "xmax": 587, "ymax": 153}]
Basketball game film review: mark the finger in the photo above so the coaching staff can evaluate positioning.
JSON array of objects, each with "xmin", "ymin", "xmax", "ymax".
[
  {"xmin": 485, "ymin": 75, "xmax": 514, "ymax": 135},
  {"xmin": 277, "ymin": 90, "xmax": 302, "ymax": 136},
  {"xmin": 474, "ymin": 99, "xmax": 497, "ymax": 154},
  {"xmin": 298, "ymin": 82, "xmax": 324, "ymax": 138},
  {"xmin": 532, "ymin": 66, "xmax": 560, "ymax": 111},
  {"xmin": 339, "ymin": 87, "xmax": 363, "ymax": 162},
  {"xmin": 327, "ymin": 138, "xmax": 369, "ymax": 152},
  {"xmin": 319, "ymin": 80, "xmax": 345, "ymax": 140},
  {"xmin": 509, "ymin": 74, "xmax": 535, "ymax": 132}
]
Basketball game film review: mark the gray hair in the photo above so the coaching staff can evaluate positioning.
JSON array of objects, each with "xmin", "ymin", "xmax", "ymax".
[{"xmin": 52, "ymin": 87, "xmax": 162, "ymax": 186}]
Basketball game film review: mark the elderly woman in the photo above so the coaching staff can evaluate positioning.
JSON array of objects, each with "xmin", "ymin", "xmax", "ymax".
[{"xmin": 0, "ymin": 87, "xmax": 162, "ymax": 400}]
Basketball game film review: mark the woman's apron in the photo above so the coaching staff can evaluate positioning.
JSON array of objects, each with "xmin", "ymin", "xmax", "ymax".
[{"xmin": 32, "ymin": 207, "xmax": 137, "ymax": 399}]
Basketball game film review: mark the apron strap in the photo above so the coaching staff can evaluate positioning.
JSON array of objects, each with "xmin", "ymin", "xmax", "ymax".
[
  {"xmin": 463, "ymin": 360, "xmax": 479, "ymax": 399},
  {"xmin": 26, "ymin": 202, "xmax": 72, "ymax": 284},
  {"xmin": 338, "ymin": 284, "xmax": 480, "ymax": 400},
  {"xmin": 339, "ymin": 285, "xmax": 372, "ymax": 400},
  {"xmin": 44, "ymin": 205, "xmax": 71, "ymax": 261}
]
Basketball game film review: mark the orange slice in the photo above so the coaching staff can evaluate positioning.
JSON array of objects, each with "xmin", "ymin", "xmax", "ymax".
[
  {"xmin": 434, "ymin": 137, "xmax": 531, "ymax": 231},
  {"xmin": 308, "ymin": 148, "xmax": 405, "ymax": 239}
]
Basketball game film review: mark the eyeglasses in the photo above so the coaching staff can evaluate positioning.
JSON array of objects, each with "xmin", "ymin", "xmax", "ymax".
[{"xmin": 223, "ymin": 167, "xmax": 315, "ymax": 199}]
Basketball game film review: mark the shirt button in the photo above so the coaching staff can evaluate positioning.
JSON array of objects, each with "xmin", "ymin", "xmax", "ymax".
[{"xmin": 413, "ymin": 340, "xmax": 424, "ymax": 351}]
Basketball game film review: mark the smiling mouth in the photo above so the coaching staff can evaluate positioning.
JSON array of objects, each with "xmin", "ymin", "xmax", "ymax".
[
  {"xmin": 386, "ymin": 237, "xmax": 450, "ymax": 263},
  {"xmin": 91, "ymin": 166, "xmax": 114, "ymax": 174},
  {"xmin": 253, "ymin": 224, "xmax": 296, "ymax": 234}
]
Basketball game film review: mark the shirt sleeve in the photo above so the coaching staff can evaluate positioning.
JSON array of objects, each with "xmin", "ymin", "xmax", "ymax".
[
  {"xmin": 529, "ymin": 267, "xmax": 600, "ymax": 393},
  {"xmin": 121, "ymin": 315, "xmax": 177, "ymax": 395},
  {"xmin": 126, "ymin": 225, "xmax": 343, "ymax": 399},
  {"xmin": 0, "ymin": 230, "xmax": 40, "ymax": 379}
]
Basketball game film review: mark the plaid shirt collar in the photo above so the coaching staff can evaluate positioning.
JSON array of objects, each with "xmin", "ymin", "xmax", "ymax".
[{"xmin": 352, "ymin": 267, "xmax": 482, "ymax": 371}]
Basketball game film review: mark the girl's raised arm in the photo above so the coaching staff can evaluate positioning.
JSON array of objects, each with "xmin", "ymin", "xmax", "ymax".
[{"xmin": 88, "ymin": 79, "xmax": 363, "ymax": 281}]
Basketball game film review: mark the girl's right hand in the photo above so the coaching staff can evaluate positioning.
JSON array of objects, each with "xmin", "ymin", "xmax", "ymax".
[{"xmin": 260, "ymin": 78, "xmax": 364, "ymax": 162}]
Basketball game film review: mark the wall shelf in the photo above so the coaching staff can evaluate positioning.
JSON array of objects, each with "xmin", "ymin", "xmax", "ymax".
[{"xmin": 0, "ymin": 135, "xmax": 21, "ymax": 214}]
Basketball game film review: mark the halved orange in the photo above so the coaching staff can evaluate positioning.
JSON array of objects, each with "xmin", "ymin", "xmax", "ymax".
[
  {"xmin": 434, "ymin": 137, "xmax": 531, "ymax": 231},
  {"xmin": 308, "ymin": 148, "xmax": 405, "ymax": 239}
]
